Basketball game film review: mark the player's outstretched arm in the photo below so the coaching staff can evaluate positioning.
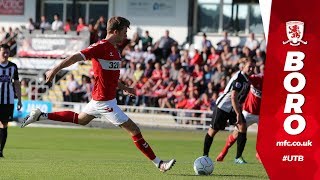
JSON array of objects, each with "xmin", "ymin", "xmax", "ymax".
[{"xmin": 46, "ymin": 53, "xmax": 84, "ymax": 83}]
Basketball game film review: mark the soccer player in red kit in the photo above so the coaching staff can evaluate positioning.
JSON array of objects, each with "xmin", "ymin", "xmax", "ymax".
[
  {"xmin": 216, "ymin": 73, "xmax": 263, "ymax": 162},
  {"xmin": 21, "ymin": 16, "xmax": 176, "ymax": 172}
]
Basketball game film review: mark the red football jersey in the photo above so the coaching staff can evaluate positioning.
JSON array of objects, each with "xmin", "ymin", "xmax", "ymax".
[
  {"xmin": 80, "ymin": 40, "xmax": 121, "ymax": 101},
  {"xmin": 243, "ymin": 74, "xmax": 263, "ymax": 115}
]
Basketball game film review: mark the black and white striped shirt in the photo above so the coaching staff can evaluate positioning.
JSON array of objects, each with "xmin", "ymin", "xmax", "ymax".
[
  {"xmin": 0, "ymin": 62, "xmax": 19, "ymax": 105},
  {"xmin": 216, "ymin": 71, "xmax": 250, "ymax": 113}
]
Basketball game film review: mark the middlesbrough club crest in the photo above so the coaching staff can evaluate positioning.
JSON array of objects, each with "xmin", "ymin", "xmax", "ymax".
[{"xmin": 282, "ymin": 21, "xmax": 307, "ymax": 46}]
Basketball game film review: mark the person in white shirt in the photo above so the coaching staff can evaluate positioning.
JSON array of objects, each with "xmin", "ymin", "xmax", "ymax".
[
  {"xmin": 244, "ymin": 33, "xmax": 259, "ymax": 52},
  {"xmin": 51, "ymin": 14, "xmax": 63, "ymax": 31}
]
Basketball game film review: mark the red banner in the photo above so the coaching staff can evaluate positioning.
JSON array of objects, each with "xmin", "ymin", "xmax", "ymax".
[
  {"xmin": 257, "ymin": 0, "xmax": 320, "ymax": 179},
  {"xmin": 0, "ymin": 0, "xmax": 24, "ymax": 15}
]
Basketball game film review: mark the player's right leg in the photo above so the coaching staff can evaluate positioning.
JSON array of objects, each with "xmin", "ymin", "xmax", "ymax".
[
  {"xmin": 203, "ymin": 107, "xmax": 225, "ymax": 157},
  {"xmin": 216, "ymin": 130, "xmax": 238, "ymax": 161}
]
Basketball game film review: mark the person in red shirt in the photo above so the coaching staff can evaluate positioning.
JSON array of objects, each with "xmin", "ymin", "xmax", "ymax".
[
  {"xmin": 21, "ymin": 16, "xmax": 175, "ymax": 172},
  {"xmin": 216, "ymin": 73, "xmax": 263, "ymax": 163}
]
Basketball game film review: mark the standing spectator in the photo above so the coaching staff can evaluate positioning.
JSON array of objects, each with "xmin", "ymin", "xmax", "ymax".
[
  {"xmin": 94, "ymin": 16, "xmax": 107, "ymax": 40},
  {"xmin": 217, "ymin": 31, "xmax": 231, "ymax": 52},
  {"xmin": 88, "ymin": 24, "xmax": 98, "ymax": 44},
  {"xmin": 154, "ymin": 30, "xmax": 177, "ymax": 61},
  {"xmin": 39, "ymin": 15, "xmax": 51, "ymax": 31},
  {"xmin": 63, "ymin": 19, "xmax": 72, "ymax": 33},
  {"xmin": 141, "ymin": 30, "xmax": 153, "ymax": 51},
  {"xmin": 201, "ymin": 33, "xmax": 212, "ymax": 50},
  {"xmin": 130, "ymin": 32, "xmax": 140, "ymax": 48},
  {"xmin": 52, "ymin": 14, "xmax": 64, "ymax": 31},
  {"xmin": 259, "ymin": 33, "xmax": 267, "ymax": 52},
  {"xmin": 76, "ymin": 17, "xmax": 88, "ymax": 33},
  {"xmin": 26, "ymin": 18, "xmax": 35, "ymax": 32},
  {"xmin": 0, "ymin": 44, "xmax": 22, "ymax": 157},
  {"xmin": 244, "ymin": 33, "xmax": 259, "ymax": 52}
]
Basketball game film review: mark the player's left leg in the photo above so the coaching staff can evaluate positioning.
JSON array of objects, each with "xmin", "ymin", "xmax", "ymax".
[
  {"xmin": 230, "ymin": 113, "xmax": 247, "ymax": 164},
  {"xmin": 120, "ymin": 119, "xmax": 175, "ymax": 172},
  {"xmin": 0, "ymin": 121, "xmax": 8, "ymax": 158},
  {"xmin": 100, "ymin": 99, "xmax": 175, "ymax": 172}
]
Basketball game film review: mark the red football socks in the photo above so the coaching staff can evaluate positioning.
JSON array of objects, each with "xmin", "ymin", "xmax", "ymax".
[
  {"xmin": 132, "ymin": 133, "xmax": 156, "ymax": 160},
  {"xmin": 47, "ymin": 111, "xmax": 79, "ymax": 124},
  {"xmin": 221, "ymin": 134, "xmax": 236, "ymax": 154}
]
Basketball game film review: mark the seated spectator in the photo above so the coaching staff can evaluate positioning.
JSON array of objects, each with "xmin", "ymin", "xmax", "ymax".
[
  {"xmin": 254, "ymin": 49, "xmax": 266, "ymax": 66},
  {"xmin": 191, "ymin": 64, "xmax": 204, "ymax": 84},
  {"xmin": 129, "ymin": 45, "xmax": 144, "ymax": 63},
  {"xmin": 143, "ymin": 46, "xmax": 156, "ymax": 64},
  {"xmin": 169, "ymin": 61, "xmax": 181, "ymax": 82},
  {"xmin": 143, "ymin": 60, "xmax": 154, "ymax": 78},
  {"xmin": 203, "ymin": 64, "xmax": 214, "ymax": 84},
  {"xmin": 121, "ymin": 62, "xmax": 136, "ymax": 82},
  {"xmin": 150, "ymin": 62, "xmax": 162, "ymax": 83},
  {"xmin": 180, "ymin": 50, "xmax": 190, "ymax": 71},
  {"xmin": 206, "ymin": 47, "xmax": 220, "ymax": 68},
  {"xmin": 220, "ymin": 45, "xmax": 232, "ymax": 66},
  {"xmin": 76, "ymin": 75, "xmax": 92, "ymax": 102},
  {"xmin": 167, "ymin": 45, "xmax": 180, "ymax": 63},
  {"xmin": 63, "ymin": 74, "xmax": 79, "ymax": 102},
  {"xmin": 133, "ymin": 63, "xmax": 144, "ymax": 83},
  {"xmin": 229, "ymin": 47, "xmax": 241, "ymax": 67},
  {"xmin": 190, "ymin": 49, "xmax": 203, "ymax": 67}
]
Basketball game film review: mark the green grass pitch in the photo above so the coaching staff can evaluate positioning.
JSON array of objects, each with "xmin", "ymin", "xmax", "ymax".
[{"xmin": 0, "ymin": 127, "xmax": 268, "ymax": 179}]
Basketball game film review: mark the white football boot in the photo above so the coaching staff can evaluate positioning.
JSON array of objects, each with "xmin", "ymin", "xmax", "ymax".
[
  {"xmin": 158, "ymin": 159, "xmax": 176, "ymax": 172},
  {"xmin": 21, "ymin": 108, "xmax": 42, "ymax": 128}
]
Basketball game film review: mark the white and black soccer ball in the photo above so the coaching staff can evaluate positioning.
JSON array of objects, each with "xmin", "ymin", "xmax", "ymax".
[{"xmin": 193, "ymin": 156, "xmax": 214, "ymax": 175}]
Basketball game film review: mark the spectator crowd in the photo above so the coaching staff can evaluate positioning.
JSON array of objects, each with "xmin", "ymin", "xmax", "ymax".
[{"xmin": 2, "ymin": 14, "xmax": 266, "ymax": 125}]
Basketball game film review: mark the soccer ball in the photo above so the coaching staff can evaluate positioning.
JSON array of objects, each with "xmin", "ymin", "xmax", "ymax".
[{"xmin": 193, "ymin": 156, "xmax": 214, "ymax": 175}]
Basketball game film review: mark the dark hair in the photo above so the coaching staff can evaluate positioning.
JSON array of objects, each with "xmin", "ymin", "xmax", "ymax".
[
  {"xmin": 107, "ymin": 16, "xmax": 130, "ymax": 33},
  {"xmin": 0, "ymin": 44, "xmax": 10, "ymax": 50}
]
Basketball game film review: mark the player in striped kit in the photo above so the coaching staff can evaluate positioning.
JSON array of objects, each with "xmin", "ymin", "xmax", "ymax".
[
  {"xmin": 216, "ymin": 73, "xmax": 263, "ymax": 163},
  {"xmin": 0, "ymin": 44, "xmax": 22, "ymax": 157}
]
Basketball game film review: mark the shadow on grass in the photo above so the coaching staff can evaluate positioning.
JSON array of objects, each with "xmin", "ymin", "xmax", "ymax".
[{"xmin": 168, "ymin": 174, "xmax": 267, "ymax": 178}]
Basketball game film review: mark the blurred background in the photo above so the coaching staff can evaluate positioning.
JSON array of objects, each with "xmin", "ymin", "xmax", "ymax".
[{"xmin": 0, "ymin": 0, "xmax": 265, "ymax": 130}]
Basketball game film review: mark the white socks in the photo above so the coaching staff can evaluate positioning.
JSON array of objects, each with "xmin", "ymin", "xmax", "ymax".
[{"xmin": 152, "ymin": 157, "xmax": 161, "ymax": 167}]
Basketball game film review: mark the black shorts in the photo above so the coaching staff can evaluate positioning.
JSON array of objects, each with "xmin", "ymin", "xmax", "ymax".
[
  {"xmin": 210, "ymin": 107, "xmax": 246, "ymax": 130},
  {"xmin": 0, "ymin": 104, "xmax": 14, "ymax": 122}
]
